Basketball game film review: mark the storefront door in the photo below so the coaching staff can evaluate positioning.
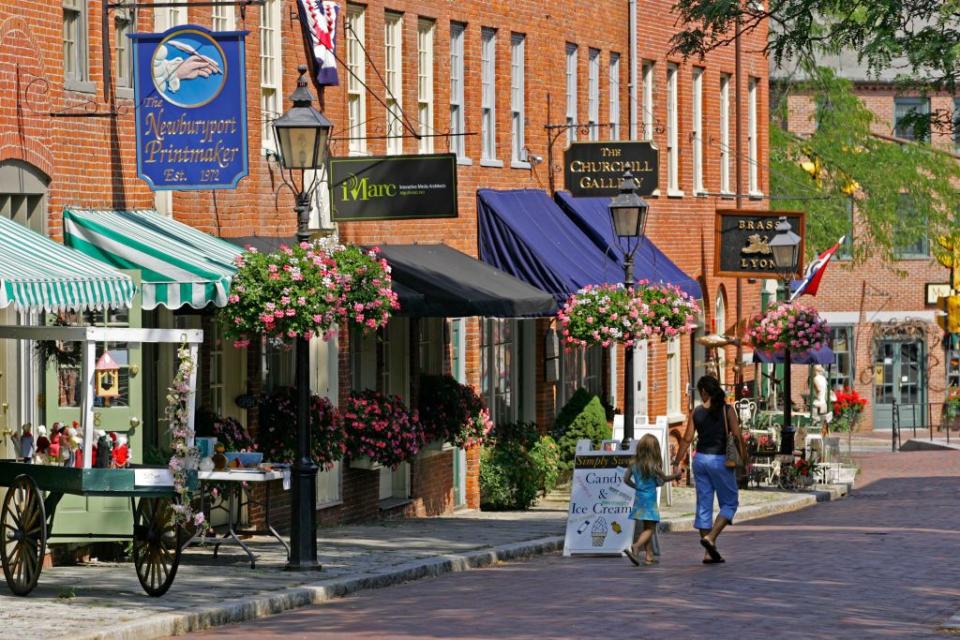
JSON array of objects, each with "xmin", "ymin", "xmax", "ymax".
[
  {"xmin": 873, "ymin": 339, "xmax": 926, "ymax": 430},
  {"xmin": 44, "ymin": 303, "xmax": 142, "ymax": 538}
]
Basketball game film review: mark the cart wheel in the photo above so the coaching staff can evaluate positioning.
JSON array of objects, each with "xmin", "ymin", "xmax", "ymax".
[
  {"xmin": 0, "ymin": 475, "xmax": 47, "ymax": 596},
  {"xmin": 133, "ymin": 498, "xmax": 181, "ymax": 597}
]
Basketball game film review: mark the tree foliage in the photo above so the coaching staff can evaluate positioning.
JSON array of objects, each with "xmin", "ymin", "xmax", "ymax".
[{"xmin": 770, "ymin": 68, "xmax": 960, "ymax": 262}]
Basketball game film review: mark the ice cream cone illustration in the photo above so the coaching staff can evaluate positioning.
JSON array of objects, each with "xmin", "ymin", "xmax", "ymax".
[{"xmin": 591, "ymin": 517, "xmax": 609, "ymax": 547}]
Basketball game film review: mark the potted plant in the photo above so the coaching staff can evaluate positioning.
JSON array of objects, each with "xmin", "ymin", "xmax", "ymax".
[
  {"xmin": 745, "ymin": 302, "xmax": 830, "ymax": 356},
  {"xmin": 342, "ymin": 390, "xmax": 424, "ymax": 470},
  {"xmin": 417, "ymin": 374, "xmax": 494, "ymax": 453},
  {"xmin": 833, "ymin": 387, "xmax": 868, "ymax": 455},
  {"xmin": 256, "ymin": 387, "xmax": 345, "ymax": 468}
]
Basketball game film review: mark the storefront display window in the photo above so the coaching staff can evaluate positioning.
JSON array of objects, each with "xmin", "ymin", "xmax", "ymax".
[
  {"xmin": 481, "ymin": 319, "xmax": 517, "ymax": 424},
  {"xmin": 829, "ymin": 326, "xmax": 854, "ymax": 390}
]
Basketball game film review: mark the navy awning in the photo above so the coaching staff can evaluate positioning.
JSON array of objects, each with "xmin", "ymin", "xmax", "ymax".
[
  {"xmin": 752, "ymin": 347, "xmax": 836, "ymax": 365},
  {"xmin": 554, "ymin": 191, "xmax": 702, "ymax": 299},
  {"xmin": 477, "ymin": 189, "xmax": 630, "ymax": 303}
]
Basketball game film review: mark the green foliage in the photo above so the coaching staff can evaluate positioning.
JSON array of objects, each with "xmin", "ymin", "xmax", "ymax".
[
  {"xmin": 480, "ymin": 423, "xmax": 561, "ymax": 510},
  {"xmin": 552, "ymin": 389, "xmax": 612, "ymax": 470},
  {"xmin": 529, "ymin": 435, "xmax": 562, "ymax": 494}
]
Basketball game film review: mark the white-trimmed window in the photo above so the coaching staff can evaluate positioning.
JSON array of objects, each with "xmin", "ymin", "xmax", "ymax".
[
  {"xmin": 114, "ymin": 7, "xmax": 136, "ymax": 93},
  {"xmin": 748, "ymin": 76, "xmax": 760, "ymax": 195},
  {"xmin": 511, "ymin": 33, "xmax": 526, "ymax": 164},
  {"xmin": 211, "ymin": 1, "xmax": 235, "ymax": 30},
  {"xmin": 641, "ymin": 61, "xmax": 654, "ymax": 141},
  {"xmin": 260, "ymin": 0, "xmax": 282, "ymax": 153},
  {"xmin": 587, "ymin": 48, "xmax": 600, "ymax": 141},
  {"xmin": 64, "ymin": 0, "xmax": 92, "ymax": 91},
  {"xmin": 345, "ymin": 5, "xmax": 366, "ymax": 155},
  {"xmin": 565, "ymin": 43, "xmax": 578, "ymax": 144},
  {"xmin": 481, "ymin": 28, "xmax": 499, "ymax": 163},
  {"xmin": 715, "ymin": 291, "xmax": 726, "ymax": 385},
  {"xmin": 666, "ymin": 63, "xmax": 680, "ymax": 194},
  {"xmin": 481, "ymin": 319, "xmax": 518, "ymax": 424},
  {"xmin": 666, "ymin": 337, "xmax": 681, "ymax": 416},
  {"xmin": 720, "ymin": 73, "xmax": 731, "ymax": 194},
  {"xmin": 449, "ymin": 22, "xmax": 467, "ymax": 160},
  {"xmin": 609, "ymin": 53, "xmax": 620, "ymax": 140},
  {"xmin": 384, "ymin": 12, "xmax": 403, "ymax": 155},
  {"xmin": 692, "ymin": 67, "xmax": 704, "ymax": 194},
  {"xmin": 417, "ymin": 19, "xmax": 435, "ymax": 154}
]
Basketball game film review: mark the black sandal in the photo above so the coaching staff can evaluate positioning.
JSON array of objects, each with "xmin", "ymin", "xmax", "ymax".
[
  {"xmin": 700, "ymin": 538, "xmax": 724, "ymax": 563},
  {"xmin": 623, "ymin": 549, "xmax": 641, "ymax": 567}
]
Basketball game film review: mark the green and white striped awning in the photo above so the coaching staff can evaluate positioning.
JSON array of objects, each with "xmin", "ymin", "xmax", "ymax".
[
  {"xmin": 0, "ymin": 215, "xmax": 135, "ymax": 313},
  {"xmin": 63, "ymin": 209, "xmax": 242, "ymax": 310}
]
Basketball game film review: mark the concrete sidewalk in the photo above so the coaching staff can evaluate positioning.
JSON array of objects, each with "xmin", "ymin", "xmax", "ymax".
[{"xmin": 0, "ymin": 484, "xmax": 847, "ymax": 640}]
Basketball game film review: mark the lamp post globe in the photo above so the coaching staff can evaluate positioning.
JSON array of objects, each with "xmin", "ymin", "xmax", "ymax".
[
  {"xmin": 768, "ymin": 216, "xmax": 802, "ymax": 456},
  {"xmin": 608, "ymin": 171, "xmax": 650, "ymax": 447}
]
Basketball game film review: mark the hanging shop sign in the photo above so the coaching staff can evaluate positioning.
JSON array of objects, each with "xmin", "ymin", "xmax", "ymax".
[
  {"xmin": 132, "ymin": 25, "xmax": 248, "ymax": 190},
  {"xmin": 714, "ymin": 210, "xmax": 806, "ymax": 278},
  {"xmin": 563, "ymin": 141, "xmax": 659, "ymax": 197},
  {"xmin": 926, "ymin": 283, "xmax": 951, "ymax": 307},
  {"xmin": 328, "ymin": 153, "xmax": 458, "ymax": 221},
  {"xmin": 563, "ymin": 441, "xmax": 637, "ymax": 556}
]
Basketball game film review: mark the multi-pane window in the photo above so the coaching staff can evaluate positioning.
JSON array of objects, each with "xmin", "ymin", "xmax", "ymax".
[
  {"xmin": 511, "ymin": 33, "xmax": 526, "ymax": 164},
  {"xmin": 481, "ymin": 28, "xmax": 498, "ymax": 161},
  {"xmin": 894, "ymin": 194, "xmax": 930, "ymax": 257},
  {"xmin": 641, "ymin": 61, "xmax": 655, "ymax": 141},
  {"xmin": 345, "ymin": 5, "xmax": 367, "ymax": 155},
  {"xmin": 114, "ymin": 7, "xmax": 136, "ymax": 91},
  {"xmin": 260, "ymin": 0, "xmax": 282, "ymax": 152},
  {"xmin": 63, "ymin": 0, "xmax": 90, "ymax": 89},
  {"xmin": 417, "ymin": 19, "xmax": 435, "ymax": 154},
  {"xmin": 748, "ymin": 76, "xmax": 759, "ymax": 194},
  {"xmin": 449, "ymin": 22, "xmax": 466, "ymax": 159},
  {"xmin": 828, "ymin": 326, "xmax": 854, "ymax": 391},
  {"xmin": 894, "ymin": 97, "xmax": 931, "ymax": 142},
  {"xmin": 558, "ymin": 345, "xmax": 603, "ymax": 412},
  {"xmin": 211, "ymin": 2, "xmax": 235, "ymax": 30},
  {"xmin": 587, "ymin": 48, "xmax": 600, "ymax": 141},
  {"xmin": 208, "ymin": 323, "xmax": 224, "ymax": 416},
  {"xmin": 56, "ymin": 310, "xmax": 133, "ymax": 409},
  {"xmin": 481, "ymin": 319, "xmax": 517, "ymax": 424},
  {"xmin": 666, "ymin": 63, "xmax": 679, "ymax": 193},
  {"xmin": 154, "ymin": 0, "xmax": 187, "ymax": 31},
  {"xmin": 384, "ymin": 12, "xmax": 403, "ymax": 155},
  {"xmin": 609, "ymin": 53, "xmax": 620, "ymax": 140},
  {"xmin": 720, "ymin": 74, "xmax": 731, "ymax": 193},
  {"xmin": 565, "ymin": 43, "xmax": 578, "ymax": 144},
  {"xmin": 666, "ymin": 337, "xmax": 681, "ymax": 415},
  {"xmin": 692, "ymin": 67, "xmax": 704, "ymax": 194}
]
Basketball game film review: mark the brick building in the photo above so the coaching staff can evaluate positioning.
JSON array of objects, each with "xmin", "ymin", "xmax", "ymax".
[
  {"xmin": 774, "ymin": 54, "xmax": 952, "ymax": 432},
  {"xmin": 0, "ymin": 0, "xmax": 769, "ymax": 532}
]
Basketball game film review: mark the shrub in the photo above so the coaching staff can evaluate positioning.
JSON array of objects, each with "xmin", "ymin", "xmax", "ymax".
[
  {"xmin": 257, "ymin": 387, "xmax": 345, "ymax": 467},
  {"xmin": 342, "ymin": 390, "xmax": 424, "ymax": 468},
  {"xmin": 479, "ymin": 442, "xmax": 540, "ymax": 510},
  {"xmin": 552, "ymin": 388, "xmax": 611, "ymax": 470},
  {"xmin": 489, "ymin": 420, "xmax": 540, "ymax": 448},
  {"xmin": 529, "ymin": 435, "xmax": 562, "ymax": 494},
  {"xmin": 418, "ymin": 374, "xmax": 493, "ymax": 448}
]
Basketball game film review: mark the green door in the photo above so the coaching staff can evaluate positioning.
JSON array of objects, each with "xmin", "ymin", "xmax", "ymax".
[
  {"xmin": 45, "ymin": 300, "xmax": 142, "ymax": 538},
  {"xmin": 873, "ymin": 339, "xmax": 926, "ymax": 430}
]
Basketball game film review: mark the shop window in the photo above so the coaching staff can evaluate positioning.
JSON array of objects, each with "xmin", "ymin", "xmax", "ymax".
[
  {"xmin": 558, "ymin": 345, "xmax": 603, "ymax": 411},
  {"xmin": 481, "ymin": 319, "xmax": 517, "ymax": 424},
  {"xmin": 449, "ymin": 22, "xmax": 467, "ymax": 160},
  {"xmin": 565, "ymin": 43, "xmax": 578, "ymax": 144},
  {"xmin": 345, "ymin": 4, "xmax": 367, "ymax": 155},
  {"xmin": 384, "ymin": 12, "xmax": 403, "ymax": 155},
  {"xmin": 609, "ymin": 52, "xmax": 620, "ymax": 140},
  {"xmin": 587, "ymin": 48, "xmax": 600, "ymax": 141},
  {"xmin": 641, "ymin": 61, "xmax": 655, "ymax": 141},
  {"xmin": 692, "ymin": 67, "xmax": 704, "ymax": 194},
  {"xmin": 63, "ymin": 0, "xmax": 93, "ymax": 92},
  {"xmin": 719, "ymin": 73, "xmax": 731, "ymax": 194},
  {"xmin": 894, "ymin": 97, "xmax": 931, "ymax": 142},
  {"xmin": 264, "ymin": 340, "xmax": 294, "ymax": 391},
  {"xmin": 666, "ymin": 63, "xmax": 679, "ymax": 194},
  {"xmin": 511, "ymin": 33, "xmax": 526, "ymax": 164},
  {"xmin": 418, "ymin": 318, "xmax": 444, "ymax": 376},
  {"xmin": 417, "ymin": 19, "xmax": 435, "ymax": 154},
  {"xmin": 481, "ymin": 28, "xmax": 498, "ymax": 162},
  {"xmin": 56, "ymin": 310, "xmax": 132, "ymax": 408},
  {"xmin": 829, "ymin": 326, "xmax": 855, "ymax": 390}
]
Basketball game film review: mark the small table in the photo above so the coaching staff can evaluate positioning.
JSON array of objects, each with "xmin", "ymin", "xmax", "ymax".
[{"xmin": 185, "ymin": 468, "xmax": 290, "ymax": 568}]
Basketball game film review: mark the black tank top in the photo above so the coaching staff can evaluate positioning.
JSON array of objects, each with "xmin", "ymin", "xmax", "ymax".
[{"xmin": 694, "ymin": 405, "xmax": 726, "ymax": 455}]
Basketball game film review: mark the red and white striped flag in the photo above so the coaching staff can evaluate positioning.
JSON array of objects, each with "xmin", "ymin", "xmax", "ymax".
[
  {"xmin": 789, "ymin": 236, "xmax": 845, "ymax": 302},
  {"xmin": 297, "ymin": 0, "xmax": 340, "ymax": 86}
]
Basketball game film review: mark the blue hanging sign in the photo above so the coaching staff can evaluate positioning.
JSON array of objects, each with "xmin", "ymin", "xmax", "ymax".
[{"xmin": 132, "ymin": 26, "xmax": 248, "ymax": 190}]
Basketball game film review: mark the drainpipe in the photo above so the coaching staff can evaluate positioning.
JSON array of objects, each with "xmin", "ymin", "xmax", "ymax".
[{"xmin": 629, "ymin": 0, "xmax": 638, "ymax": 139}]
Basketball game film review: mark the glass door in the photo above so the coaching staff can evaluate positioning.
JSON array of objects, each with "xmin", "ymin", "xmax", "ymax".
[{"xmin": 873, "ymin": 339, "xmax": 925, "ymax": 430}]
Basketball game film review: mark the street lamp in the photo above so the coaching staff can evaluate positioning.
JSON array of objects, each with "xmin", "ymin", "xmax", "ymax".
[
  {"xmin": 272, "ymin": 65, "xmax": 332, "ymax": 571},
  {"xmin": 609, "ymin": 171, "xmax": 650, "ymax": 445},
  {"xmin": 768, "ymin": 216, "xmax": 801, "ymax": 456}
]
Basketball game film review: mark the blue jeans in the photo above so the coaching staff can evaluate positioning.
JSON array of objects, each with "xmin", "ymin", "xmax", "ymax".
[{"xmin": 692, "ymin": 453, "xmax": 739, "ymax": 530}]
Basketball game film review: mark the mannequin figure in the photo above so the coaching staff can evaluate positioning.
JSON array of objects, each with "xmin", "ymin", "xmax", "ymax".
[
  {"xmin": 812, "ymin": 365, "xmax": 833, "ymax": 435},
  {"xmin": 10, "ymin": 423, "xmax": 34, "ymax": 463},
  {"xmin": 35, "ymin": 425, "xmax": 50, "ymax": 465}
]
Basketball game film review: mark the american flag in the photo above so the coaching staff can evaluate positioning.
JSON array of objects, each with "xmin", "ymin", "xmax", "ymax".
[{"xmin": 297, "ymin": 0, "xmax": 340, "ymax": 86}]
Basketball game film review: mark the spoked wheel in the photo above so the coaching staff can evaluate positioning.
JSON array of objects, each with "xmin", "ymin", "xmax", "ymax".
[
  {"xmin": 133, "ymin": 497, "xmax": 181, "ymax": 597},
  {"xmin": 0, "ymin": 475, "xmax": 47, "ymax": 596}
]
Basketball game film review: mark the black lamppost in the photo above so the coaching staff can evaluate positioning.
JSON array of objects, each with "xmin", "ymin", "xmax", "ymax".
[
  {"xmin": 768, "ymin": 216, "xmax": 802, "ymax": 456},
  {"xmin": 272, "ymin": 65, "xmax": 332, "ymax": 571},
  {"xmin": 609, "ymin": 171, "xmax": 649, "ymax": 445}
]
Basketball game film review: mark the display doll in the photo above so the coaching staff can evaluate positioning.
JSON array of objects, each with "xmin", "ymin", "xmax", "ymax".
[
  {"xmin": 35, "ymin": 425, "xmax": 50, "ymax": 465},
  {"xmin": 112, "ymin": 435, "xmax": 129, "ymax": 468},
  {"xmin": 94, "ymin": 430, "xmax": 113, "ymax": 468},
  {"xmin": 48, "ymin": 422, "xmax": 62, "ymax": 464},
  {"xmin": 10, "ymin": 423, "xmax": 34, "ymax": 463}
]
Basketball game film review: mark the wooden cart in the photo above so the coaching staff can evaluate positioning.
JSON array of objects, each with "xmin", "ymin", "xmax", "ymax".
[{"xmin": 0, "ymin": 326, "xmax": 202, "ymax": 597}]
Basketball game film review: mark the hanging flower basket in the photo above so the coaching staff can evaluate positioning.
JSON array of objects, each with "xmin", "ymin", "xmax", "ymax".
[
  {"xmin": 557, "ymin": 282, "xmax": 699, "ymax": 349},
  {"xmin": 256, "ymin": 387, "xmax": 346, "ymax": 468},
  {"xmin": 417, "ymin": 374, "xmax": 494, "ymax": 450},
  {"xmin": 745, "ymin": 302, "xmax": 829, "ymax": 355},
  {"xmin": 342, "ymin": 390, "xmax": 424, "ymax": 469},
  {"xmin": 220, "ymin": 239, "xmax": 398, "ymax": 348}
]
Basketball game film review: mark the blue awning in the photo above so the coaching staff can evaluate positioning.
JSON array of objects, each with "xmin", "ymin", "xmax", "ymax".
[
  {"xmin": 477, "ymin": 189, "xmax": 627, "ymax": 303},
  {"xmin": 752, "ymin": 347, "xmax": 836, "ymax": 365},
  {"xmin": 554, "ymin": 191, "xmax": 702, "ymax": 299}
]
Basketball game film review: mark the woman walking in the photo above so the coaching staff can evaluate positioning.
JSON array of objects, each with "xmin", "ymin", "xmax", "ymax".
[{"xmin": 673, "ymin": 375, "xmax": 744, "ymax": 564}]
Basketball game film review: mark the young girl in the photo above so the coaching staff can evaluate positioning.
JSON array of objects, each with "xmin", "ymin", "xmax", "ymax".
[{"xmin": 622, "ymin": 434, "xmax": 680, "ymax": 566}]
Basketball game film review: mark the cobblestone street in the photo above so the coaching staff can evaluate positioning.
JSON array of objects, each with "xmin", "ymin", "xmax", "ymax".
[{"xmin": 180, "ymin": 449, "xmax": 960, "ymax": 639}]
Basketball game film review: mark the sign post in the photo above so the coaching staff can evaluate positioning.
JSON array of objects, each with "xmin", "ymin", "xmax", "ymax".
[{"xmin": 132, "ymin": 26, "xmax": 249, "ymax": 190}]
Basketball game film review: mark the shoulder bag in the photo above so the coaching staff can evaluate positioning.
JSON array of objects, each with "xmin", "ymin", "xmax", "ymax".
[{"xmin": 723, "ymin": 404, "xmax": 743, "ymax": 469}]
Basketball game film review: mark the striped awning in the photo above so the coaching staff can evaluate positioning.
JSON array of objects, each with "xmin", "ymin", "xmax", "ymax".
[
  {"xmin": 0, "ymin": 215, "xmax": 135, "ymax": 313},
  {"xmin": 63, "ymin": 209, "xmax": 242, "ymax": 310}
]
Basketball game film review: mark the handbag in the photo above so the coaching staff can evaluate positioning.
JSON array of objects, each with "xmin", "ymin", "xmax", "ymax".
[{"xmin": 723, "ymin": 404, "xmax": 743, "ymax": 469}]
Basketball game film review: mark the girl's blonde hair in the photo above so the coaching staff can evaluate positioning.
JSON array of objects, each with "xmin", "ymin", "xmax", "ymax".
[{"xmin": 633, "ymin": 434, "xmax": 663, "ymax": 480}]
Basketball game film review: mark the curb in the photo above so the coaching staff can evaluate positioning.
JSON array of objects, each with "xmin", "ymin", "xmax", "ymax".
[{"xmin": 73, "ymin": 486, "xmax": 847, "ymax": 640}]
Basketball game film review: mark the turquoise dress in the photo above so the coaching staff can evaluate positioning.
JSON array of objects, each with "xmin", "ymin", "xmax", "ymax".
[{"xmin": 628, "ymin": 465, "xmax": 663, "ymax": 522}]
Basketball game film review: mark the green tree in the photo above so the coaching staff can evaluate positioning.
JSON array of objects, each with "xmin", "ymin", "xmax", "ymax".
[{"xmin": 771, "ymin": 68, "xmax": 960, "ymax": 262}]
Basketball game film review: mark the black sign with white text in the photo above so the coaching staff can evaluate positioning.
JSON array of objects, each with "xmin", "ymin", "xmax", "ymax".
[{"xmin": 563, "ymin": 141, "xmax": 659, "ymax": 197}]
